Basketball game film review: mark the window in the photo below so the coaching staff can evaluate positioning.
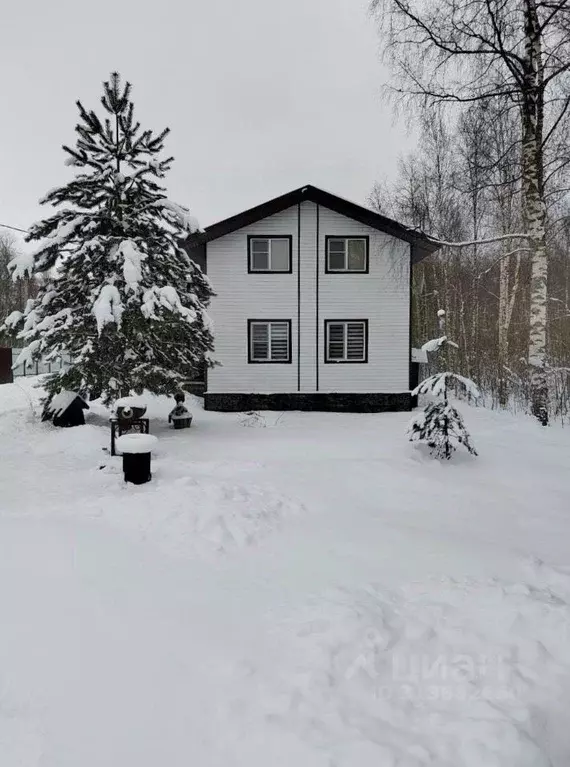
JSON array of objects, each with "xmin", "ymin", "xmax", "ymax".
[
  {"xmin": 248, "ymin": 320, "xmax": 292, "ymax": 363},
  {"xmin": 325, "ymin": 236, "xmax": 369, "ymax": 273},
  {"xmin": 248, "ymin": 236, "xmax": 292, "ymax": 273},
  {"xmin": 325, "ymin": 320, "xmax": 368, "ymax": 363}
]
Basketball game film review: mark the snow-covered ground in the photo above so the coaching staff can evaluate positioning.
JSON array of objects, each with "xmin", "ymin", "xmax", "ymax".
[{"xmin": 1, "ymin": 378, "xmax": 569, "ymax": 766}]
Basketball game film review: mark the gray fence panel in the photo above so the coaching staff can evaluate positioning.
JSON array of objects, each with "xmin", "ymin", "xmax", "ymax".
[{"xmin": 11, "ymin": 348, "xmax": 70, "ymax": 378}]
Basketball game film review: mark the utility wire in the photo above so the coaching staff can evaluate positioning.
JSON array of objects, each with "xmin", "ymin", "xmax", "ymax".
[{"xmin": 0, "ymin": 223, "xmax": 28, "ymax": 234}]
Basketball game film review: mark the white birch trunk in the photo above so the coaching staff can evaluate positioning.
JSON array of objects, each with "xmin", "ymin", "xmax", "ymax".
[{"xmin": 522, "ymin": 0, "xmax": 549, "ymax": 425}]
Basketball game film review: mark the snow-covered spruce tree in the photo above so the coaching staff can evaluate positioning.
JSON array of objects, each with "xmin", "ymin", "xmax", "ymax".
[
  {"xmin": 3, "ymin": 72, "xmax": 214, "ymax": 406},
  {"xmin": 408, "ymin": 310, "xmax": 479, "ymax": 460},
  {"xmin": 408, "ymin": 373, "xmax": 479, "ymax": 460}
]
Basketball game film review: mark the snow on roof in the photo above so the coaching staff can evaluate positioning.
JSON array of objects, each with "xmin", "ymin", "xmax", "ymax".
[{"xmin": 47, "ymin": 390, "xmax": 87, "ymax": 417}]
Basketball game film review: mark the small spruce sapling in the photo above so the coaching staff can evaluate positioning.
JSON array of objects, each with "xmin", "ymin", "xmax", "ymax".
[
  {"xmin": 408, "ymin": 310, "xmax": 479, "ymax": 459},
  {"xmin": 408, "ymin": 373, "xmax": 479, "ymax": 459}
]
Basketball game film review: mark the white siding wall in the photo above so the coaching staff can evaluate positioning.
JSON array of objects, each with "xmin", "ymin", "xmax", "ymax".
[
  {"xmin": 207, "ymin": 207, "xmax": 299, "ymax": 393},
  {"xmin": 318, "ymin": 207, "xmax": 410, "ymax": 392},
  {"xmin": 206, "ymin": 203, "xmax": 410, "ymax": 394},
  {"xmin": 299, "ymin": 201, "xmax": 317, "ymax": 392}
]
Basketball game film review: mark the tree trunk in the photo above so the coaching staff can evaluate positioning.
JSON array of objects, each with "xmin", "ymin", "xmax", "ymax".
[
  {"xmin": 498, "ymin": 250, "xmax": 510, "ymax": 406},
  {"xmin": 522, "ymin": 0, "xmax": 549, "ymax": 425},
  {"xmin": 497, "ymin": 247, "xmax": 522, "ymax": 406}
]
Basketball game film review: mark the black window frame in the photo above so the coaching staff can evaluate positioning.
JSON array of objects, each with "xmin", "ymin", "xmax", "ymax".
[
  {"xmin": 324, "ymin": 235, "xmax": 370, "ymax": 274},
  {"xmin": 247, "ymin": 235, "xmax": 293, "ymax": 274},
  {"xmin": 324, "ymin": 319, "xmax": 369, "ymax": 364},
  {"xmin": 247, "ymin": 319, "xmax": 293, "ymax": 364}
]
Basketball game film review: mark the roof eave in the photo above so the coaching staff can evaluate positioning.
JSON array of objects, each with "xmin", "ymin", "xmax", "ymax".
[
  {"xmin": 411, "ymin": 240, "xmax": 441, "ymax": 264},
  {"xmin": 183, "ymin": 184, "xmax": 441, "ymax": 257}
]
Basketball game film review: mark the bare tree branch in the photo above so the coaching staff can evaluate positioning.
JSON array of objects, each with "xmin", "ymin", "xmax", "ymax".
[{"xmin": 429, "ymin": 233, "xmax": 531, "ymax": 248}]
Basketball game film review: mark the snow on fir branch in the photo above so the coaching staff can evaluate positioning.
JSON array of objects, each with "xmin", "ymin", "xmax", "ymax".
[
  {"xmin": 4, "ymin": 310, "xmax": 23, "ymax": 330},
  {"xmin": 93, "ymin": 285, "xmax": 124, "ymax": 334},
  {"xmin": 8, "ymin": 251, "xmax": 35, "ymax": 281},
  {"xmin": 412, "ymin": 372, "xmax": 481, "ymax": 400},
  {"xmin": 152, "ymin": 198, "xmax": 201, "ymax": 233},
  {"xmin": 14, "ymin": 340, "xmax": 41, "ymax": 370},
  {"xmin": 118, "ymin": 239, "xmax": 145, "ymax": 290}
]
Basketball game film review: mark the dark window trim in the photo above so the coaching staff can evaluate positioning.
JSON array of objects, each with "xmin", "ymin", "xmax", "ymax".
[
  {"xmin": 324, "ymin": 235, "xmax": 370, "ymax": 274},
  {"xmin": 247, "ymin": 319, "xmax": 293, "ymax": 364},
  {"xmin": 324, "ymin": 319, "xmax": 369, "ymax": 364},
  {"xmin": 247, "ymin": 235, "xmax": 293, "ymax": 274}
]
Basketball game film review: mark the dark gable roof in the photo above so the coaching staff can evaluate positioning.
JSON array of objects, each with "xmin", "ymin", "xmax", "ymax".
[{"xmin": 184, "ymin": 184, "xmax": 440, "ymax": 263}]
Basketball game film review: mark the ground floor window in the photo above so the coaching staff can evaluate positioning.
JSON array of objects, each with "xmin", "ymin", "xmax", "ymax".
[
  {"xmin": 325, "ymin": 320, "xmax": 368, "ymax": 363},
  {"xmin": 248, "ymin": 320, "xmax": 292, "ymax": 363}
]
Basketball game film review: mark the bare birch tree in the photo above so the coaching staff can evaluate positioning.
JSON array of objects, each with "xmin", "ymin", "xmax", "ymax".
[
  {"xmin": 0, "ymin": 234, "xmax": 37, "ymax": 344},
  {"xmin": 371, "ymin": 0, "xmax": 570, "ymax": 424}
]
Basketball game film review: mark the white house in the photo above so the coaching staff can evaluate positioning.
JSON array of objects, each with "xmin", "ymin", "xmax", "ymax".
[{"xmin": 184, "ymin": 185, "xmax": 439, "ymax": 412}]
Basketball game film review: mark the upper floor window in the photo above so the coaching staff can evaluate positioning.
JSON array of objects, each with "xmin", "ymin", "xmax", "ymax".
[
  {"xmin": 325, "ymin": 236, "xmax": 369, "ymax": 273},
  {"xmin": 248, "ymin": 320, "xmax": 292, "ymax": 363},
  {"xmin": 248, "ymin": 236, "xmax": 292, "ymax": 273}
]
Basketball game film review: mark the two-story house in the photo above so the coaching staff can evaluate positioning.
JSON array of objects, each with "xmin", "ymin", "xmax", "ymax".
[{"xmin": 184, "ymin": 185, "xmax": 439, "ymax": 412}]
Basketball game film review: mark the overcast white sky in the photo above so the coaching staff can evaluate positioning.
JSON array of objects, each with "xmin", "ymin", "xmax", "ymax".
[{"xmin": 1, "ymin": 0, "xmax": 414, "ymax": 249}]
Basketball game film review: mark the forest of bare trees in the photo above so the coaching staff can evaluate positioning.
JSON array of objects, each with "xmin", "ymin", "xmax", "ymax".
[
  {"xmin": 371, "ymin": 0, "xmax": 570, "ymax": 424},
  {"xmin": 0, "ymin": 234, "xmax": 37, "ymax": 345},
  {"xmin": 369, "ymin": 109, "xmax": 570, "ymax": 419}
]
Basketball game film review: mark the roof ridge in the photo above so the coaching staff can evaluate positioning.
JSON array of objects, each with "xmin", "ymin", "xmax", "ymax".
[{"xmin": 183, "ymin": 185, "xmax": 440, "ymax": 263}]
